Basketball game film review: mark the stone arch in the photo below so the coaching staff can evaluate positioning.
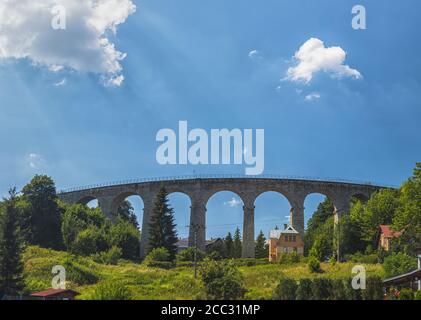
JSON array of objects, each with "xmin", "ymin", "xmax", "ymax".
[
  {"xmin": 77, "ymin": 195, "xmax": 99, "ymax": 207},
  {"xmin": 167, "ymin": 191, "xmax": 192, "ymax": 239},
  {"xmin": 253, "ymin": 191, "xmax": 293, "ymax": 233},
  {"xmin": 110, "ymin": 191, "xmax": 146, "ymax": 215}
]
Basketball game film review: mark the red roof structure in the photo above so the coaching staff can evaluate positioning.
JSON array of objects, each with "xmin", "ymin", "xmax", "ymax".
[
  {"xmin": 30, "ymin": 289, "xmax": 79, "ymax": 300},
  {"xmin": 379, "ymin": 225, "xmax": 402, "ymax": 238}
]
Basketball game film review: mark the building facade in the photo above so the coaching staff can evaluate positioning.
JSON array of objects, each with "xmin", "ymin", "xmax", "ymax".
[{"xmin": 269, "ymin": 225, "xmax": 304, "ymax": 261}]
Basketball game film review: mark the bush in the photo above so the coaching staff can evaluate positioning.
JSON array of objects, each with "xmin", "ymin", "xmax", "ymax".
[
  {"xmin": 200, "ymin": 259, "xmax": 246, "ymax": 300},
  {"xmin": 330, "ymin": 279, "xmax": 346, "ymax": 300},
  {"xmin": 311, "ymin": 278, "xmax": 332, "ymax": 300},
  {"xmin": 308, "ymin": 257, "xmax": 322, "ymax": 273},
  {"xmin": 398, "ymin": 288, "xmax": 414, "ymax": 300},
  {"xmin": 296, "ymin": 278, "xmax": 313, "ymax": 300},
  {"xmin": 278, "ymin": 253, "xmax": 301, "ymax": 264},
  {"xmin": 414, "ymin": 291, "xmax": 421, "ymax": 300},
  {"xmin": 383, "ymin": 252, "xmax": 417, "ymax": 278},
  {"xmin": 144, "ymin": 247, "xmax": 170, "ymax": 265},
  {"xmin": 177, "ymin": 247, "xmax": 205, "ymax": 262},
  {"xmin": 343, "ymin": 277, "xmax": 362, "ymax": 300},
  {"xmin": 91, "ymin": 246, "xmax": 122, "ymax": 265},
  {"xmin": 87, "ymin": 281, "xmax": 132, "ymax": 300},
  {"xmin": 273, "ymin": 277, "xmax": 297, "ymax": 300},
  {"xmin": 362, "ymin": 276, "xmax": 384, "ymax": 300}
]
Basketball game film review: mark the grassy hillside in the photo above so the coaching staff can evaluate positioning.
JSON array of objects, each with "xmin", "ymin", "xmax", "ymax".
[{"xmin": 23, "ymin": 246, "xmax": 384, "ymax": 300}]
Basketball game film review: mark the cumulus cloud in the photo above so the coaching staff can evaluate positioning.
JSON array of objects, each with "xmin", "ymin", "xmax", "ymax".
[
  {"xmin": 285, "ymin": 38, "xmax": 362, "ymax": 83},
  {"xmin": 224, "ymin": 197, "xmax": 242, "ymax": 207},
  {"xmin": 304, "ymin": 92, "xmax": 321, "ymax": 101},
  {"xmin": 0, "ymin": 0, "xmax": 136, "ymax": 86}
]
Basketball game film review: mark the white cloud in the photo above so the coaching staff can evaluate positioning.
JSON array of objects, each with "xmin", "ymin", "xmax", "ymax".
[
  {"xmin": 54, "ymin": 78, "xmax": 67, "ymax": 86},
  {"xmin": 248, "ymin": 49, "xmax": 262, "ymax": 60},
  {"xmin": 304, "ymin": 92, "xmax": 321, "ymax": 101},
  {"xmin": 0, "ymin": 0, "xmax": 136, "ymax": 86},
  {"xmin": 27, "ymin": 153, "xmax": 43, "ymax": 168},
  {"xmin": 285, "ymin": 38, "xmax": 362, "ymax": 83},
  {"xmin": 224, "ymin": 197, "xmax": 242, "ymax": 207}
]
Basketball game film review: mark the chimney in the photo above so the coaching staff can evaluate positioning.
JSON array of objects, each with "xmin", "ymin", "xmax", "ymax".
[{"xmin": 284, "ymin": 224, "xmax": 288, "ymax": 230}]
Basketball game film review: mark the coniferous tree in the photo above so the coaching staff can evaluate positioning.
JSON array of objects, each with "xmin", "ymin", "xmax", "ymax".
[
  {"xmin": 233, "ymin": 227, "xmax": 242, "ymax": 258},
  {"xmin": 255, "ymin": 230, "xmax": 268, "ymax": 259},
  {"xmin": 224, "ymin": 232, "xmax": 234, "ymax": 258},
  {"xmin": 0, "ymin": 188, "xmax": 24, "ymax": 296},
  {"xmin": 148, "ymin": 186, "xmax": 178, "ymax": 261}
]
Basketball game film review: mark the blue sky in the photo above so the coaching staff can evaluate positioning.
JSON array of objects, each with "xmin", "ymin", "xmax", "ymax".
[{"xmin": 1, "ymin": 0, "xmax": 421, "ymax": 239}]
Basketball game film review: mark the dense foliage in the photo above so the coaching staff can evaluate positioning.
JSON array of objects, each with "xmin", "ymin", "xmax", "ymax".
[{"xmin": 200, "ymin": 259, "xmax": 246, "ymax": 300}]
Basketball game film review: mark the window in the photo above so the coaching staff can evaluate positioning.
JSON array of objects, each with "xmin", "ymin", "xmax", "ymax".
[
  {"xmin": 285, "ymin": 235, "xmax": 288, "ymax": 242},
  {"xmin": 293, "ymin": 235, "xmax": 296, "ymax": 242}
]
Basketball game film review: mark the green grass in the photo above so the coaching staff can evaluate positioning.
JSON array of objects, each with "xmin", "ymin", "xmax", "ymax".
[{"xmin": 23, "ymin": 246, "xmax": 384, "ymax": 300}]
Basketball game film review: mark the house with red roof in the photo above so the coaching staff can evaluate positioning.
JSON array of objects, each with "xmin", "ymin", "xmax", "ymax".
[
  {"xmin": 378, "ymin": 225, "xmax": 403, "ymax": 252},
  {"xmin": 30, "ymin": 288, "xmax": 80, "ymax": 300}
]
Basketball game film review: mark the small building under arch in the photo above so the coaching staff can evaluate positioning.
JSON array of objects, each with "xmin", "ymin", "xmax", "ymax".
[{"xmin": 268, "ymin": 224, "xmax": 304, "ymax": 261}]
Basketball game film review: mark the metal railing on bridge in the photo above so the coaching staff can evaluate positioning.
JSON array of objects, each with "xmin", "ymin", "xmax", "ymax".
[{"xmin": 57, "ymin": 174, "xmax": 396, "ymax": 194}]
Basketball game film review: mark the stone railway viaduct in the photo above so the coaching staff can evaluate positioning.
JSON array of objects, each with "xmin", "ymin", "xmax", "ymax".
[{"xmin": 58, "ymin": 176, "xmax": 384, "ymax": 258}]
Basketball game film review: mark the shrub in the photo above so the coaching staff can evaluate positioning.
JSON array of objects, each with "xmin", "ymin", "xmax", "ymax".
[
  {"xmin": 414, "ymin": 291, "xmax": 421, "ymax": 300},
  {"xmin": 383, "ymin": 253, "xmax": 417, "ymax": 278},
  {"xmin": 311, "ymin": 278, "xmax": 332, "ymax": 300},
  {"xmin": 200, "ymin": 259, "xmax": 246, "ymax": 300},
  {"xmin": 87, "ymin": 280, "xmax": 132, "ymax": 300},
  {"xmin": 144, "ymin": 247, "xmax": 170, "ymax": 264},
  {"xmin": 330, "ymin": 279, "xmax": 346, "ymax": 300},
  {"xmin": 91, "ymin": 246, "xmax": 122, "ymax": 265},
  {"xmin": 398, "ymin": 288, "xmax": 414, "ymax": 300},
  {"xmin": 273, "ymin": 277, "xmax": 297, "ymax": 300},
  {"xmin": 177, "ymin": 247, "xmax": 205, "ymax": 262},
  {"xmin": 308, "ymin": 257, "xmax": 322, "ymax": 273},
  {"xmin": 296, "ymin": 278, "xmax": 313, "ymax": 300},
  {"xmin": 278, "ymin": 253, "xmax": 301, "ymax": 264},
  {"xmin": 343, "ymin": 277, "xmax": 362, "ymax": 300},
  {"xmin": 362, "ymin": 276, "xmax": 384, "ymax": 300}
]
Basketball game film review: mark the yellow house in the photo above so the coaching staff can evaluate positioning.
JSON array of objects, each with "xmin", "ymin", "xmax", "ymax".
[{"xmin": 269, "ymin": 225, "xmax": 304, "ymax": 261}]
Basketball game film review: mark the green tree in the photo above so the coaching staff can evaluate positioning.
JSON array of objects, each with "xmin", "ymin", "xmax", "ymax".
[
  {"xmin": 255, "ymin": 230, "xmax": 268, "ymax": 259},
  {"xmin": 393, "ymin": 163, "xmax": 421, "ymax": 253},
  {"xmin": 305, "ymin": 198, "xmax": 334, "ymax": 255},
  {"xmin": 0, "ymin": 188, "xmax": 24, "ymax": 296},
  {"xmin": 383, "ymin": 252, "xmax": 417, "ymax": 278},
  {"xmin": 117, "ymin": 200, "xmax": 139, "ymax": 229},
  {"xmin": 109, "ymin": 219, "xmax": 140, "ymax": 260},
  {"xmin": 233, "ymin": 227, "xmax": 242, "ymax": 258},
  {"xmin": 358, "ymin": 189, "xmax": 400, "ymax": 244},
  {"xmin": 224, "ymin": 232, "xmax": 234, "ymax": 258},
  {"xmin": 309, "ymin": 216, "xmax": 334, "ymax": 261},
  {"xmin": 148, "ymin": 186, "xmax": 178, "ymax": 261},
  {"xmin": 21, "ymin": 175, "xmax": 63, "ymax": 249},
  {"xmin": 61, "ymin": 204, "xmax": 107, "ymax": 253}
]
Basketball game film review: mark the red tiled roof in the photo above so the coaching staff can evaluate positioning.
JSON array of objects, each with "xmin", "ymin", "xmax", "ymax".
[
  {"xmin": 30, "ymin": 289, "xmax": 79, "ymax": 297},
  {"xmin": 380, "ymin": 225, "xmax": 402, "ymax": 238}
]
